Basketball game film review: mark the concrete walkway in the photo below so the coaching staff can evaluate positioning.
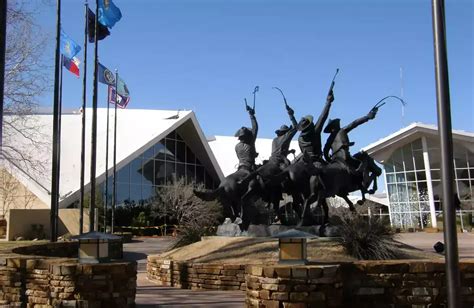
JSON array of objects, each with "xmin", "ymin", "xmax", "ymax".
[
  {"xmin": 123, "ymin": 237, "xmax": 245, "ymax": 307},
  {"xmin": 396, "ymin": 232, "xmax": 474, "ymax": 258}
]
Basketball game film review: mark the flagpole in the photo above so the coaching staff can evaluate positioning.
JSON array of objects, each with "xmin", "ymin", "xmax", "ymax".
[
  {"xmin": 50, "ymin": 0, "xmax": 61, "ymax": 242},
  {"xmin": 104, "ymin": 86, "xmax": 110, "ymax": 233},
  {"xmin": 112, "ymin": 69, "xmax": 118, "ymax": 234},
  {"xmin": 0, "ymin": 0, "xmax": 7, "ymax": 153},
  {"xmin": 90, "ymin": 0, "xmax": 99, "ymax": 232},
  {"xmin": 79, "ymin": 1, "xmax": 88, "ymax": 234},
  {"xmin": 432, "ymin": 0, "xmax": 460, "ymax": 306}
]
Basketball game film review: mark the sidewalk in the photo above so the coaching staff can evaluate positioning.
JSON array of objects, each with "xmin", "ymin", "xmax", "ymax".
[
  {"xmin": 396, "ymin": 232, "xmax": 474, "ymax": 258},
  {"xmin": 123, "ymin": 237, "xmax": 245, "ymax": 307}
]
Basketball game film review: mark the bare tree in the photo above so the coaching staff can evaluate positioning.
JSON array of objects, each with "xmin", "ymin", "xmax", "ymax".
[
  {"xmin": 1, "ymin": 1, "xmax": 51, "ymax": 180},
  {"xmin": 152, "ymin": 177, "xmax": 222, "ymax": 246},
  {"xmin": 0, "ymin": 167, "xmax": 37, "ymax": 217}
]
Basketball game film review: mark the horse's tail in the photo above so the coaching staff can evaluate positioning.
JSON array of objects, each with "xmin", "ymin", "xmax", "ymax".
[{"xmin": 193, "ymin": 186, "xmax": 223, "ymax": 201}]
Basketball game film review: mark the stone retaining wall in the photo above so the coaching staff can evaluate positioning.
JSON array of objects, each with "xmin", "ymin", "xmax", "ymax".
[
  {"xmin": 147, "ymin": 257, "xmax": 246, "ymax": 291},
  {"xmin": 246, "ymin": 260, "xmax": 474, "ymax": 307},
  {"xmin": 0, "ymin": 256, "xmax": 136, "ymax": 307}
]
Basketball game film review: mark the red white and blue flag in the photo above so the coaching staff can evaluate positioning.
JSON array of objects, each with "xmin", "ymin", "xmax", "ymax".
[
  {"xmin": 108, "ymin": 85, "xmax": 130, "ymax": 109},
  {"xmin": 62, "ymin": 56, "xmax": 80, "ymax": 77}
]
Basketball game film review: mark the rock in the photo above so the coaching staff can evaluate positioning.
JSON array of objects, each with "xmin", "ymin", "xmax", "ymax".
[
  {"xmin": 216, "ymin": 221, "xmax": 241, "ymax": 237},
  {"xmin": 247, "ymin": 225, "xmax": 269, "ymax": 237}
]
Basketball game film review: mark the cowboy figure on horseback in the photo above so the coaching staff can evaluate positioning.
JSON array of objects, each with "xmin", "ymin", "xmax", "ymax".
[
  {"xmin": 297, "ymin": 89, "xmax": 335, "ymax": 168},
  {"xmin": 269, "ymin": 104, "xmax": 298, "ymax": 169},
  {"xmin": 323, "ymin": 107, "xmax": 378, "ymax": 175},
  {"xmin": 234, "ymin": 104, "xmax": 258, "ymax": 174}
]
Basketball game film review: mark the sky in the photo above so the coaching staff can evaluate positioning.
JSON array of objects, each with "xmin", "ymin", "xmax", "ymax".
[{"xmin": 32, "ymin": 0, "xmax": 473, "ymax": 151}]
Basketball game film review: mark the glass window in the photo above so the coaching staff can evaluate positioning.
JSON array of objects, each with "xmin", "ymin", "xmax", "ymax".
[
  {"xmin": 185, "ymin": 164, "xmax": 195, "ymax": 185},
  {"xmin": 413, "ymin": 150, "xmax": 424, "ymax": 170},
  {"xmin": 388, "ymin": 184, "xmax": 398, "ymax": 202},
  {"xmin": 129, "ymin": 158, "xmax": 143, "ymax": 185},
  {"xmin": 205, "ymin": 172, "xmax": 214, "ymax": 189},
  {"xmin": 176, "ymin": 133, "xmax": 183, "ymax": 141},
  {"xmin": 176, "ymin": 163, "xmax": 186, "ymax": 180},
  {"xmin": 165, "ymin": 162, "xmax": 176, "ymax": 184},
  {"xmin": 176, "ymin": 141, "xmax": 186, "ymax": 163},
  {"xmin": 166, "ymin": 131, "xmax": 176, "ymax": 139},
  {"xmin": 397, "ymin": 185, "xmax": 408, "ymax": 202},
  {"xmin": 117, "ymin": 164, "xmax": 130, "ymax": 183},
  {"xmin": 386, "ymin": 173, "xmax": 396, "ymax": 184},
  {"xmin": 384, "ymin": 164, "xmax": 394, "ymax": 173},
  {"xmin": 116, "ymin": 182, "xmax": 129, "ymax": 205},
  {"xmin": 417, "ymin": 181, "xmax": 429, "ymax": 201},
  {"xmin": 142, "ymin": 147, "xmax": 154, "ymax": 159},
  {"xmin": 396, "ymin": 172, "xmax": 406, "ymax": 183},
  {"xmin": 431, "ymin": 169, "xmax": 441, "ymax": 181},
  {"xmin": 165, "ymin": 139, "xmax": 176, "ymax": 161},
  {"xmin": 412, "ymin": 138, "xmax": 422, "ymax": 150},
  {"xmin": 416, "ymin": 171, "xmax": 426, "ymax": 181},
  {"xmin": 196, "ymin": 166, "xmax": 204, "ymax": 185},
  {"xmin": 186, "ymin": 146, "xmax": 196, "ymax": 164},
  {"xmin": 390, "ymin": 149, "xmax": 404, "ymax": 172},
  {"xmin": 456, "ymin": 168, "xmax": 469, "ymax": 180},
  {"xmin": 406, "ymin": 172, "xmax": 416, "ymax": 182},
  {"xmin": 154, "ymin": 141, "xmax": 167, "ymax": 160},
  {"xmin": 403, "ymin": 145, "xmax": 414, "ymax": 171},
  {"xmin": 154, "ymin": 160, "xmax": 165, "ymax": 185},
  {"xmin": 142, "ymin": 185, "xmax": 154, "ymax": 202},
  {"xmin": 130, "ymin": 184, "xmax": 141, "ymax": 204}
]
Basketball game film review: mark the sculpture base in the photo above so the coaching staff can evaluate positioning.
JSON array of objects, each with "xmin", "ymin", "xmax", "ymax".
[{"xmin": 216, "ymin": 219, "xmax": 340, "ymax": 237}]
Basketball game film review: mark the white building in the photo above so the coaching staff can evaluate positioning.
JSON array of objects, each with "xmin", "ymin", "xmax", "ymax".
[{"xmin": 364, "ymin": 123, "xmax": 474, "ymax": 230}]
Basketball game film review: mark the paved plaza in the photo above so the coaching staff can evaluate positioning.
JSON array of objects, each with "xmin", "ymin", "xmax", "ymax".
[
  {"xmin": 123, "ymin": 237, "xmax": 245, "ymax": 307},
  {"xmin": 124, "ymin": 233, "xmax": 474, "ymax": 307}
]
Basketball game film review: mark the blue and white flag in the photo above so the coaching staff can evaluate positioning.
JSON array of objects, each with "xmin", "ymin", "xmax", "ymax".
[
  {"xmin": 60, "ymin": 30, "xmax": 81, "ymax": 60},
  {"xmin": 98, "ymin": 0, "xmax": 122, "ymax": 28}
]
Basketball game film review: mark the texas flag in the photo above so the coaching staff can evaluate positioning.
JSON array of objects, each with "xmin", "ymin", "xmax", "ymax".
[{"xmin": 62, "ymin": 56, "xmax": 80, "ymax": 77}]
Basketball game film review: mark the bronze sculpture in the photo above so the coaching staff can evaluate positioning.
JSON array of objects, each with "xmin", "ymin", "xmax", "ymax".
[{"xmin": 194, "ymin": 78, "xmax": 399, "ymax": 233}]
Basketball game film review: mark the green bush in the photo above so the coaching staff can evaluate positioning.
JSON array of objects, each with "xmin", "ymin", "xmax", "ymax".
[{"xmin": 337, "ymin": 214, "xmax": 398, "ymax": 260}]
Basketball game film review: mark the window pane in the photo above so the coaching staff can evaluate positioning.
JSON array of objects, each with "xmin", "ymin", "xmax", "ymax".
[
  {"xmin": 166, "ymin": 131, "xmax": 176, "ymax": 139},
  {"xmin": 176, "ymin": 133, "xmax": 183, "ymax": 141},
  {"xmin": 141, "ymin": 159, "xmax": 154, "ymax": 186},
  {"xmin": 196, "ymin": 166, "xmax": 204, "ymax": 185},
  {"xmin": 186, "ymin": 146, "xmax": 196, "ymax": 164},
  {"xmin": 412, "ymin": 138, "xmax": 422, "ymax": 150},
  {"xmin": 390, "ymin": 149, "xmax": 403, "ymax": 172},
  {"xmin": 176, "ymin": 141, "xmax": 186, "ymax": 163},
  {"xmin": 154, "ymin": 160, "xmax": 165, "ymax": 185},
  {"xmin": 130, "ymin": 184, "xmax": 141, "ymax": 204},
  {"xmin": 416, "ymin": 171, "xmax": 426, "ymax": 181},
  {"xmin": 403, "ymin": 145, "xmax": 414, "ymax": 171},
  {"xmin": 413, "ymin": 150, "xmax": 424, "ymax": 170},
  {"xmin": 406, "ymin": 172, "xmax": 416, "ymax": 182},
  {"xmin": 176, "ymin": 163, "xmax": 186, "ymax": 181},
  {"xmin": 165, "ymin": 139, "xmax": 176, "ymax": 161},
  {"xmin": 388, "ymin": 184, "xmax": 398, "ymax": 202},
  {"xmin": 186, "ymin": 164, "xmax": 196, "ymax": 185},
  {"xmin": 142, "ymin": 147, "xmax": 154, "ymax": 159},
  {"xmin": 165, "ymin": 162, "xmax": 176, "ymax": 184},
  {"xmin": 385, "ymin": 164, "xmax": 394, "ymax": 173},
  {"xmin": 116, "ymin": 183, "xmax": 129, "ymax": 205},
  {"xmin": 117, "ymin": 164, "xmax": 130, "ymax": 183},
  {"xmin": 386, "ymin": 173, "xmax": 395, "ymax": 184},
  {"xmin": 129, "ymin": 158, "xmax": 142, "ymax": 185},
  {"xmin": 396, "ymin": 172, "xmax": 406, "ymax": 183},
  {"xmin": 154, "ymin": 141, "xmax": 167, "ymax": 160}
]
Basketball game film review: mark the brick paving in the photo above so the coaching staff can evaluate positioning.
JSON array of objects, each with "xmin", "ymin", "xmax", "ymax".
[{"xmin": 123, "ymin": 237, "xmax": 245, "ymax": 307}]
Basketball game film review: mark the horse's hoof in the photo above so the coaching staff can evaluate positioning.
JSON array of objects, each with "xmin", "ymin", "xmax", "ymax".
[
  {"xmin": 234, "ymin": 217, "xmax": 243, "ymax": 225},
  {"xmin": 367, "ymin": 189, "xmax": 375, "ymax": 194},
  {"xmin": 349, "ymin": 206, "xmax": 356, "ymax": 212},
  {"xmin": 356, "ymin": 200, "xmax": 364, "ymax": 205}
]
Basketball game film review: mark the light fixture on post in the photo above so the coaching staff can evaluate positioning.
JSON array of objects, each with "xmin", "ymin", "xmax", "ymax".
[
  {"xmin": 272, "ymin": 229, "xmax": 317, "ymax": 265},
  {"xmin": 72, "ymin": 231, "xmax": 122, "ymax": 264}
]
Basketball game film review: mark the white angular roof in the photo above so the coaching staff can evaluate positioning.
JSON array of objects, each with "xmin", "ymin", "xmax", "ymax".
[
  {"xmin": 2, "ymin": 108, "xmax": 223, "ymax": 208},
  {"xmin": 208, "ymin": 135, "xmax": 300, "ymax": 177}
]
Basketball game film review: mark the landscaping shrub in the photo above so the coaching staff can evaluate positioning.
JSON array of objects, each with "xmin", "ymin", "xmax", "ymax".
[
  {"xmin": 152, "ymin": 177, "xmax": 222, "ymax": 247},
  {"xmin": 337, "ymin": 213, "xmax": 398, "ymax": 260}
]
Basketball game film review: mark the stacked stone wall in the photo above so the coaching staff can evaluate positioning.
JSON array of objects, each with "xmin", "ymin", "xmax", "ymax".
[
  {"xmin": 0, "ymin": 257, "xmax": 136, "ymax": 307},
  {"xmin": 147, "ymin": 257, "xmax": 246, "ymax": 291},
  {"xmin": 246, "ymin": 260, "xmax": 474, "ymax": 308}
]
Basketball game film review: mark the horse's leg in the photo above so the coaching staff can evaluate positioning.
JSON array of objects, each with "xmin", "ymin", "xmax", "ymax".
[
  {"xmin": 341, "ymin": 194, "xmax": 356, "ymax": 211},
  {"xmin": 297, "ymin": 176, "xmax": 320, "ymax": 227},
  {"xmin": 322, "ymin": 198, "xmax": 329, "ymax": 225},
  {"xmin": 367, "ymin": 174, "xmax": 378, "ymax": 194}
]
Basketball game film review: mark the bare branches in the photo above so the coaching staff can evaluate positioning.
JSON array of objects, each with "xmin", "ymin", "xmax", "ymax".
[{"xmin": 1, "ymin": 1, "xmax": 51, "ymax": 181}]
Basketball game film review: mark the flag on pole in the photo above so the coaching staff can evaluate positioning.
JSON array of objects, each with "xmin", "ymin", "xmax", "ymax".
[
  {"xmin": 62, "ymin": 56, "xmax": 80, "ymax": 77},
  {"xmin": 108, "ymin": 86, "xmax": 130, "ymax": 109},
  {"xmin": 98, "ymin": 63, "xmax": 115, "ymax": 86},
  {"xmin": 60, "ymin": 30, "xmax": 81, "ymax": 60},
  {"xmin": 98, "ymin": 0, "xmax": 122, "ymax": 28},
  {"xmin": 87, "ymin": 8, "xmax": 110, "ymax": 42},
  {"xmin": 98, "ymin": 63, "xmax": 130, "ymax": 97}
]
